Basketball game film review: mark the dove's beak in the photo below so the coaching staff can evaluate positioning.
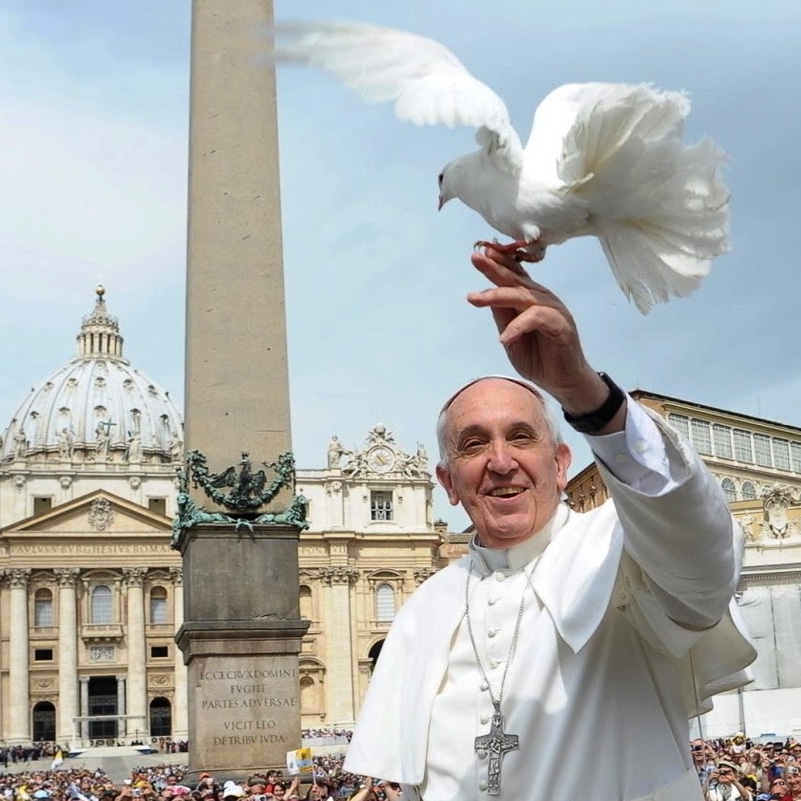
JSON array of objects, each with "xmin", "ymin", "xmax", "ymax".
[{"xmin": 437, "ymin": 194, "xmax": 444, "ymax": 211}]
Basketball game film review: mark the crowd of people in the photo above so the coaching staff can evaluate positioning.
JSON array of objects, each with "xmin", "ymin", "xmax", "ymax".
[
  {"xmin": 694, "ymin": 734, "xmax": 801, "ymax": 800},
  {"xmin": 0, "ymin": 733, "xmax": 799, "ymax": 800}
]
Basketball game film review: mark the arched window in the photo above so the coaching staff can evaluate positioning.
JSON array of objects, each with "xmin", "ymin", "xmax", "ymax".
[
  {"xmin": 299, "ymin": 585, "xmax": 312, "ymax": 622},
  {"xmin": 34, "ymin": 588, "xmax": 54, "ymax": 627},
  {"xmin": 149, "ymin": 697, "xmax": 172, "ymax": 737},
  {"xmin": 32, "ymin": 700, "xmax": 56, "ymax": 741},
  {"xmin": 91, "ymin": 585, "xmax": 113, "ymax": 624},
  {"xmin": 149, "ymin": 587, "xmax": 168, "ymax": 624},
  {"xmin": 376, "ymin": 583, "xmax": 396, "ymax": 622},
  {"xmin": 300, "ymin": 676, "xmax": 320, "ymax": 715},
  {"xmin": 741, "ymin": 481, "xmax": 757, "ymax": 501},
  {"xmin": 721, "ymin": 478, "xmax": 736, "ymax": 503}
]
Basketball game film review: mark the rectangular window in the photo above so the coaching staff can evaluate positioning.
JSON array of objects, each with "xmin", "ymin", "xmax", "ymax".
[
  {"xmin": 791, "ymin": 442, "xmax": 801, "ymax": 473},
  {"xmin": 34, "ymin": 597, "xmax": 54, "ymax": 627},
  {"xmin": 34, "ymin": 649, "xmax": 54, "ymax": 662},
  {"xmin": 733, "ymin": 429, "xmax": 753, "ymax": 463},
  {"xmin": 773, "ymin": 439, "xmax": 791, "ymax": 471},
  {"xmin": 148, "ymin": 498, "xmax": 167, "ymax": 516},
  {"xmin": 33, "ymin": 497, "xmax": 52, "ymax": 516},
  {"xmin": 668, "ymin": 413, "xmax": 690, "ymax": 439},
  {"xmin": 690, "ymin": 419, "xmax": 712, "ymax": 455},
  {"xmin": 712, "ymin": 424, "xmax": 733, "ymax": 459},
  {"xmin": 150, "ymin": 646, "xmax": 169, "ymax": 658},
  {"xmin": 370, "ymin": 491, "xmax": 393, "ymax": 521},
  {"xmin": 753, "ymin": 433, "xmax": 772, "ymax": 468}
]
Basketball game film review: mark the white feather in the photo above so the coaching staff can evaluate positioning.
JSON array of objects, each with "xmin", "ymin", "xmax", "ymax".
[
  {"xmin": 273, "ymin": 22, "xmax": 522, "ymax": 172},
  {"xmin": 272, "ymin": 23, "xmax": 730, "ymax": 314}
]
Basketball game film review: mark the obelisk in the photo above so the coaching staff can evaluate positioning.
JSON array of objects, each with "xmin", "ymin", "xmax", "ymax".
[{"xmin": 177, "ymin": 0, "xmax": 308, "ymax": 780}]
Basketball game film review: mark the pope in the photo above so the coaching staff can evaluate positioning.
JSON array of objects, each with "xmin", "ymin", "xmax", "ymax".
[{"xmin": 343, "ymin": 247, "xmax": 756, "ymax": 800}]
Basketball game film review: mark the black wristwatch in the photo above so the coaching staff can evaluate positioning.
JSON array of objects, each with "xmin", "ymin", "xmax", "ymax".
[{"xmin": 562, "ymin": 373, "xmax": 626, "ymax": 434}]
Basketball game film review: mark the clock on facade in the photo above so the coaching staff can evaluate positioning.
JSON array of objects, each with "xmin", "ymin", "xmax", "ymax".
[{"xmin": 366, "ymin": 445, "xmax": 396, "ymax": 473}]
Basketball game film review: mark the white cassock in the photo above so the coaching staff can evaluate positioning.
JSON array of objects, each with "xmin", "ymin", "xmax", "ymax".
[{"xmin": 344, "ymin": 400, "xmax": 756, "ymax": 801}]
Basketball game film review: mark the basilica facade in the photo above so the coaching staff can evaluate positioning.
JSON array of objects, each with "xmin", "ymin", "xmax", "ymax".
[
  {"xmin": 0, "ymin": 289, "xmax": 447, "ymax": 747},
  {"xmin": 3, "ymin": 290, "xmax": 801, "ymax": 747}
]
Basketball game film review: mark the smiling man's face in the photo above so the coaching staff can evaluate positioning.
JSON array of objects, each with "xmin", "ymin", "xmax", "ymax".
[{"xmin": 437, "ymin": 378, "xmax": 571, "ymax": 549}]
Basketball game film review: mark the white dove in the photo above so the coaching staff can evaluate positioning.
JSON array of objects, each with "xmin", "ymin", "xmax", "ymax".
[{"xmin": 274, "ymin": 21, "xmax": 729, "ymax": 313}]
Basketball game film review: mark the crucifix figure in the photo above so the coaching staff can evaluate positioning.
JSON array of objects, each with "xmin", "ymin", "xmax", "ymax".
[
  {"xmin": 474, "ymin": 702, "xmax": 519, "ymax": 795},
  {"xmin": 95, "ymin": 418, "xmax": 116, "ymax": 460}
]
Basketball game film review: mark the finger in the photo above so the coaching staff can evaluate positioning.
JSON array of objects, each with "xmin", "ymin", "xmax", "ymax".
[
  {"xmin": 472, "ymin": 253, "xmax": 565, "ymax": 305},
  {"xmin": 486, "ymin": 305, "xmax": 517, "ymax": 338},
  {"xmin": 471, "ymin": 250, "xmax": 532, "ymax": 287},
  {"xmin": 495, "ymin": 305, "xmax": 572, "ymax": 346},
  {"xmin": 468, "ymin": 285, "xmax": 562, "ymax": 313}
]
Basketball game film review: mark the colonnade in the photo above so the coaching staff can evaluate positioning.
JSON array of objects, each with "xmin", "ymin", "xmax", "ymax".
[{"xmin": 3, "ymin": 567, "xmax": 187, "ymax": 745}]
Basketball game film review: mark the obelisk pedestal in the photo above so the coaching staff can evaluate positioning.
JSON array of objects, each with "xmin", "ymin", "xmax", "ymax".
[{"xmin": 176, "ymin": 525, "xmax": 308, "ymax": 778}]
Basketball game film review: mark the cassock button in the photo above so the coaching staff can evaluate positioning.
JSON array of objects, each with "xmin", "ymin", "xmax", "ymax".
[
  {"xmin": 494, "ymin": 571, "xmax": 506, "ymax": 582},
  {"xmin": 487, "ymin": 628, "xmax": 498, "ymax": 638},
  {"xmin": 480, "ymin": 681, "xmax": 489, "ymax": 691},
  {"xmin": 490, "ymin": 659, "xmax": 500, "ymax": 669},
  {"xmin": 480, "ymin": 714, "xmax": 489, "ymax": 724},
  {"xmin": 488, "ymin": 597, "xmax": 498, "ymax": 606},
  {"xmin": 635, "ymin": 440, "xmax": 647, "ymax": 454},
  {"xmin": 477, "ymin": 750, "xmax": 488, "ymax": 760},
  {"xmin": 479, "ymin": 781, "xmax": 488, "ymax": 791},
  {"xmin": 615, "ymin": 453, "xmax": 627, "ymax": 463}
]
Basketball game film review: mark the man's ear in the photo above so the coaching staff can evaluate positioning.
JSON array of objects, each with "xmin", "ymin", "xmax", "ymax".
[
  {"xmin": 436, "ymin": 463, "xmax": 460, "ymax": 506},
  {"xmin": 554, "ymin": 443, "xmax": 572, "ymax": 494}
]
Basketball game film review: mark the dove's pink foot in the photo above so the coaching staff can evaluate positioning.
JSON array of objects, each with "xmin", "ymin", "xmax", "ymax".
[{"xmin": 474, "ymin": 238, "xmax": 546, "ymax": 263}]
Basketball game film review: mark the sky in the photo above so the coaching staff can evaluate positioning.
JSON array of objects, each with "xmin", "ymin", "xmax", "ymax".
[{"xmin": 1, "ymin": 0, "xmax": 800, "ymax": 531}]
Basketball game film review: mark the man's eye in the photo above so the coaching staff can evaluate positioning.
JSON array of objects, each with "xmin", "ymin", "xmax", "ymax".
[{"xmin": 460, "ymin": 439, "xmax": 484, "ymax": 452}]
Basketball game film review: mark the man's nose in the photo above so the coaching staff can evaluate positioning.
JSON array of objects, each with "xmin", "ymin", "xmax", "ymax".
[{"xmin": 486, "ymin": 440, "xmax": 517, "ymax": 474}]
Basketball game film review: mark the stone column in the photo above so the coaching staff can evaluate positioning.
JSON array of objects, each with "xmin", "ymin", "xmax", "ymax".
[
  {"xmin": 80, "ymin": 676, "xmax": 90, "ymax": 743},
  {"xmin": 116, "ymin": 676, "xmax": 127, "ymax": 740},
  {"xmin": 123, "ymin": 568, "xmax": 148, "ymax": 741},
  {"xmin": 54, "ymin": 568, "xmax": 80, "ymax": 744},
  {"xmin": 319, "ymin": 563, "xmax": 359, "ymax": 725},
  {"xmin": 7, "ymin": 568, "xmax": 31, "ymax": 744},
  {"xmin": 170, "ymin": 568, "xmax": 189, "ymax": 741},
  {"xmin": 184, "ymin": 0, "xmax": 292, "ymax": 499}
]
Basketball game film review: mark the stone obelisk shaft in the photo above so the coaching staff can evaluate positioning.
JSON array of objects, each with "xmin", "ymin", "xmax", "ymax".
[{"xmin": 185, "ymin": 0, "xmax": 291, "ymax": 479}]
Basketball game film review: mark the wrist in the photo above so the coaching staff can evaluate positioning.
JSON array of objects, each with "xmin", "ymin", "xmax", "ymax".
[
  {"xmin": 558, "ymin": 370, "xmax": 613, "ymax": 416},
  {"xmin": 562, "ymin": 372, "xmax": 626, "ymax": 435}
]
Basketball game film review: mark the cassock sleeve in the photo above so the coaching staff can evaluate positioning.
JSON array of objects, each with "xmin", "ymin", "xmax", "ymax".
[{"xmin": 592, "ymin": 402, "xmax": 737, "ymax": 631}]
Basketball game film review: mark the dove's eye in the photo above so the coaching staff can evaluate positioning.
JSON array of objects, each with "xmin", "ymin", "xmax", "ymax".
[{"xmin": 438, "ymin": 172, "xmax": 444, "ymax": 187}]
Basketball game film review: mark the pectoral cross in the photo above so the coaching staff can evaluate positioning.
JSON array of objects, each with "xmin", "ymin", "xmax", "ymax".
[{"xmin": 474, "ymin": 702, "xmax": 518, "ymax": 795}]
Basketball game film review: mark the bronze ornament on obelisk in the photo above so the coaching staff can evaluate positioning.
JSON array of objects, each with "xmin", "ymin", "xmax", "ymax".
[{"xmin": 175, "ymin": 0, "xmax": 309, "ymax": 780}]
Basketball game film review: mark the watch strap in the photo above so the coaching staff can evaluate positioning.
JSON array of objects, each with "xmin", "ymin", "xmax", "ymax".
[{"xmin": 562, "ymin": 373, "xmax": 626, "ymax": 434}]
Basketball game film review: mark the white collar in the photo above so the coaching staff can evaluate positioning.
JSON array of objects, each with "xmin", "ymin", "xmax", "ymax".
[{"xmin": 469, "ymin": 503, "xmax": 570, "ymax": 573}]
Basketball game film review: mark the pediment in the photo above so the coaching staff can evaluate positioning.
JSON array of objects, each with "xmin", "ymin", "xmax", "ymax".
[{"xmin": 4, "ymin": 489, "xmax": 171, "ymax": 536}]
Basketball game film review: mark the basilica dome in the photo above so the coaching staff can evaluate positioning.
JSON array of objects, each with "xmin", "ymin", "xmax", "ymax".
[{"xmin": 0, "ymin": 287, "xmax": 183, "ymax": 466}]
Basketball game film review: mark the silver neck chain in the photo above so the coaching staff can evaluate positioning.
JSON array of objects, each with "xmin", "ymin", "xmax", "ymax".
[{"xmin": 463, "ymin": 558, "xmax": 539, "ymax": 713}]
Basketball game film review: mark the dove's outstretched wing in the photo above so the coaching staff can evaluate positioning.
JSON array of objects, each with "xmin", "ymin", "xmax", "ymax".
[
  {"xmin": 273, "ymin": 22, "xmax": 523, "ymax": 173},
  {"xmin": 523, "ymin": 83, "xmax": 729, "ymax": 313}
]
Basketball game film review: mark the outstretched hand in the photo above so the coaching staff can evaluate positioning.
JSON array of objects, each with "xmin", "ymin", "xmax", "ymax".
[{"xmin": 468, "ymin": 247, "xmax": 610, "ymax": 416}]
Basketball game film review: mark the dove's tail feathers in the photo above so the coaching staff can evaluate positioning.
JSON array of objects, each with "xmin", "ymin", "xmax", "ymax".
[{"xmin": 598, "ymin": 220, "xmax": 717, "ymax": 314}]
